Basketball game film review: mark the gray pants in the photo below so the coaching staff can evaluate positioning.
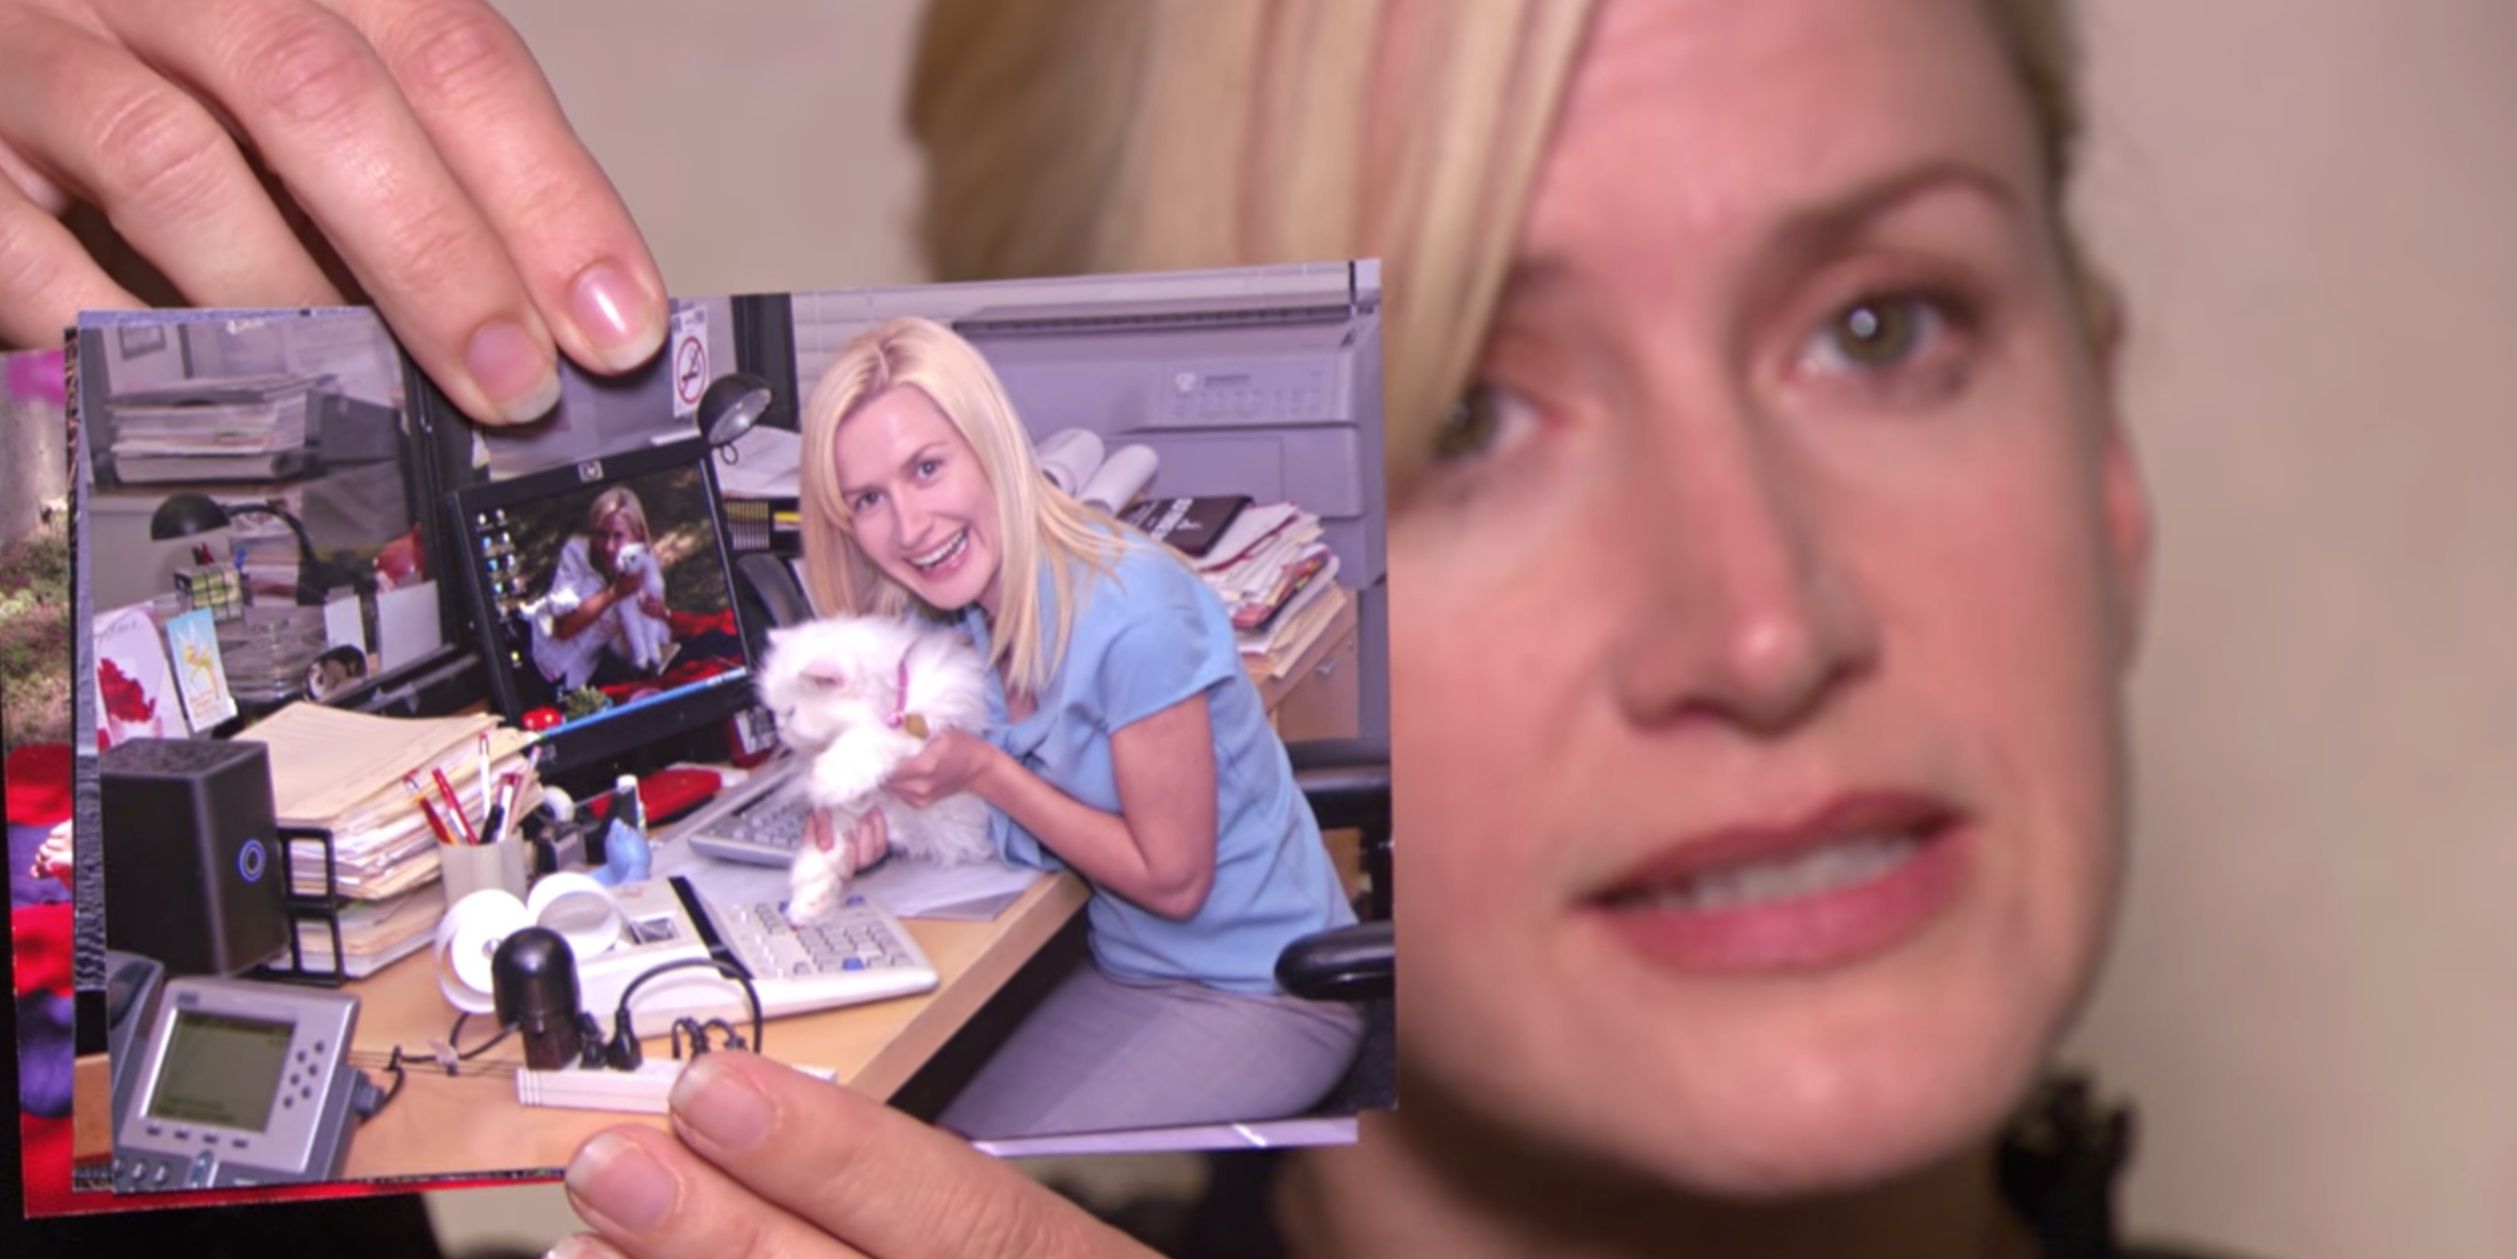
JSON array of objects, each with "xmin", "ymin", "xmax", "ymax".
[{"xmin": 936, "ymin": 963, "xmax": 1366, "ymax": 1139}]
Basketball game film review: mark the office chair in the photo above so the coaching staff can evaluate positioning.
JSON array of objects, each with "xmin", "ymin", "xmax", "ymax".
[{"xmin": 1275, "ymin": 738, "xmax": 1394, "ymax": 1112}]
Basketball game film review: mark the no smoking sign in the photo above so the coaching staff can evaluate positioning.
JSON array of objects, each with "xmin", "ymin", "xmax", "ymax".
[{"xmin": 669, "ymin": 305, "xmax": 709, "ymax": 420}]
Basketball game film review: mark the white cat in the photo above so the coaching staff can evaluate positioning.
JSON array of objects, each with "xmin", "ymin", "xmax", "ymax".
[
  {"xmin": 609, "ymin": 543, "xmax": 676, "ymax": 675},
  {"xmin": 756, "ymin": 614, "xmax": 995, "ymax": 920}
]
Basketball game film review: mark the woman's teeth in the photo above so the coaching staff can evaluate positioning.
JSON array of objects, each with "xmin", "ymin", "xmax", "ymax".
[
  {"xmin": 1639, "ymin": 833, "xmax": 1922, "ymax": 913},
  {"xmin": 910, "ymin": 530, "xmax": 967, "ymax": 572}
]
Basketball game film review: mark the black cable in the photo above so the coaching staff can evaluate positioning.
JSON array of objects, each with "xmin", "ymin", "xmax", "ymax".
[
  {"xmin": 445, "ymin": 1010, "xmax": 515, "ymax": 1062},
  {"xmin": 607, "ymin": 957, "xmax": 765, "ymax": 1069}
]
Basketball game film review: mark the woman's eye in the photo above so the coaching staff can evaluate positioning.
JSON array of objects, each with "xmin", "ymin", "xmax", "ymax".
[
  {"xmin": 1433, "ymin": 383, "xmax": 1542, "ymax": 465},
  {"xmin": 851, "ymin": 491, "xmax": 881, "ymax": 514},
  {"xmin": 916, "ymin": 458, "xmax": 942, "ymax": 478},
  {"xmin": 1797, "ymin": 293, "xmax": 1959, "ymax": 379}
]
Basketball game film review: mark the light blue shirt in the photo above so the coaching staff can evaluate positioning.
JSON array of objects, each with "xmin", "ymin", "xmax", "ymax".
[{"xmin": 962, "ymin": 537, "xmax": 1356, "ymax": 995}]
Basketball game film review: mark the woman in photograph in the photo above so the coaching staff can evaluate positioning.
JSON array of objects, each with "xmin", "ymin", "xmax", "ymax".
[
  {"xmin": 789, "ymin": 314, "xmax": 1363, "ymax": 1139},
  {"xmin": 530, "ymin": 485, "xmax": 677, "ymax": 693}
]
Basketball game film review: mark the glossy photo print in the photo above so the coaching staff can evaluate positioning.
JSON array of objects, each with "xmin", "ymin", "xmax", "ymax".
[{"xmin": 21, "ymin": 261, "xmax": 1390, "ymax": 1211}]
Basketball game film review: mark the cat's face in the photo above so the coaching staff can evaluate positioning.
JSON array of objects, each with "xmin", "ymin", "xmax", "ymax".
[{"xmin": 758, "ymin": 618, "xmax": 901, "ymax": 748}]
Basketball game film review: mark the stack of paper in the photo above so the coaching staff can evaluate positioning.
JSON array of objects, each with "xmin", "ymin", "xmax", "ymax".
[
  {"xmin": 108, "ymin": 374, "xmax": 315, "ymax": 483},
  {"xmin": 236, "ymin": 704, "xmax": 544, "ymax": 959},
  {"xmin": 290, "ymin": 885, "xmax": 448, "ymax": 979},
  {"xmin": 1183, "ymin": 502, "xmax": 1347, "ymax": 674}
]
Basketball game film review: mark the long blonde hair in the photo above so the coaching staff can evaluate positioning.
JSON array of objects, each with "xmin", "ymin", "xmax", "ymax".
[
  {"xmin": 907, "ymin": 0, "xmax": 2108, "ymax": 491},
  {"xmin": 796, "ymin": 316, "xmax": 1121, "ymax": 697},
  {"xmin": 583, "ymin": 486, "xmax": 648, "ymax": 572}
]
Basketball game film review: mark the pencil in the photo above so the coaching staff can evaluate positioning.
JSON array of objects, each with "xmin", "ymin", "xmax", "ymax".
[{"xmin": 477, "ymin": 731, "xmax": 493, "ymax": 814}]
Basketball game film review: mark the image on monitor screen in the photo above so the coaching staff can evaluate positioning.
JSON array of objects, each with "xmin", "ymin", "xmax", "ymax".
[{"xmin": 461, "ymin": 449, "xmax": 752, "ymax": 750}]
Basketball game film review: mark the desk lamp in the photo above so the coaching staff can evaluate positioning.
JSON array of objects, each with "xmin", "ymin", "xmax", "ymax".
[
  {"xmin": 699, "ymin": 372, "xmax": 776, "ymax": 463},
  {"xmin": 149, "ymin": 493, "xmax": 358, "ymax": 606}
]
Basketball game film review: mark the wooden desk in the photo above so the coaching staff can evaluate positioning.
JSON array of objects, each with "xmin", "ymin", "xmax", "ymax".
[
  {"xmin": 69, "ymin": 871, "xmax": 1087, "ymax": 1182},
  {"xmin": 1248, "ymin": 590, "xmax": 1362, "ymax": 744}
]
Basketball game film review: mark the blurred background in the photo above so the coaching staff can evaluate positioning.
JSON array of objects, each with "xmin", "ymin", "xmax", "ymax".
[{"xmin": 422, "ymin": 2, "xmax": 2517, "ymax": 1257}]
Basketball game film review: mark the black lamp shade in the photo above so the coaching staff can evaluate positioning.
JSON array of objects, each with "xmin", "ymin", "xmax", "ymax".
[
  {"xmin": 149, "ymin": 493, "xmax": 233, "ymax": 541},
  {"xmin": 699, "ymin": 373, "xmax": 775, "ymax": 448}
]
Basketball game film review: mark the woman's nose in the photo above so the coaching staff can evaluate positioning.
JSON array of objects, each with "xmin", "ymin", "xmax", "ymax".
[
  {"xmin": 1605, "ymin": 404, "xmax": 1879, "ymax": 734},
  {"xmin": 892, "ymin": 491, "xmax": 931, "ymax": 543}
]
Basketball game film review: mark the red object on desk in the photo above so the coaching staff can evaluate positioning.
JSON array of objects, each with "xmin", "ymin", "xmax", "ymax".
[
  {"xmin": 583, "ymin": 766, "xmax": 725, "ymax": 827},
  {"xmin": 521, "ymin": 706, "xmax": 563, "ymax": 732}
]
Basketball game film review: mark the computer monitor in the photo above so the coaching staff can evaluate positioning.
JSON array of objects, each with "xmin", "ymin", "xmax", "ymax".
[{"xmin": 448, "ymin": 438, "xmax": 758, "ymax": 776}]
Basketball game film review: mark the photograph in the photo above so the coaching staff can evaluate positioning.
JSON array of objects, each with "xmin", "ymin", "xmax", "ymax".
[{"xmin": 23, "ymin": 261, "xmax": 1393, "ymax": 1213}]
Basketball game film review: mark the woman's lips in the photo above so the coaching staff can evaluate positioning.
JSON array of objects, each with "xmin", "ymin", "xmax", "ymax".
[{"xmin": 1585, "ymin": 791, "xmax": 1969, "ymax": 973}]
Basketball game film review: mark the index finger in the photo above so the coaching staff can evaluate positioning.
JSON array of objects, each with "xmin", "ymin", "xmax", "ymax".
[
  {"xmin": 340, "ymin": 0, "xmax": 666, "ymax": 373},
  {"xmin": 94, "ymin": 0, "xmax": 557, "ymax": 424},
  {"xmin": 592, "ymin": 1052, "xmax": 1145, "ymax": 1259}
]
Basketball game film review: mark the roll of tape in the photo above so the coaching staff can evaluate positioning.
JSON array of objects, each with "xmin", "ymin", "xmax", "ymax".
[
  {"xmin": 436, "ymin": 889, "xmax": 532, "ymax": 1011},
  {"xmin": 527, "ymin": 872, "xmax": 623, "ymax": 959}
]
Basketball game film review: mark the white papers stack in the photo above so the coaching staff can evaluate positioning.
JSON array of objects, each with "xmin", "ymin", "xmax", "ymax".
[
  {"xmin": 1188, "ymin": 502, "xmax": 1346, "ymax": 674},
  {"xmin": 109, "ymin": 374, "xmax": 315, "ymax": 482},
  {"xmin": 290, "ymin": 885, "xmax": 448, "ymax": 978},
  {"xmin": 238, "ymin": 703, "xmax": 543, "ymax": 905}
]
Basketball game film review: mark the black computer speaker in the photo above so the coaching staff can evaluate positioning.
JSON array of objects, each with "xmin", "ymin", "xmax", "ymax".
[{"xmin": 100, "ymin": 738, "xmax": 289, "ymax": 977}]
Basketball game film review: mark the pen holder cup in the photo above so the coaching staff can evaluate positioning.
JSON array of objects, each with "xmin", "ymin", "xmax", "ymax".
[{"xmin": 440, "ymin": 839, "xmax": 531, "ymax": 903}]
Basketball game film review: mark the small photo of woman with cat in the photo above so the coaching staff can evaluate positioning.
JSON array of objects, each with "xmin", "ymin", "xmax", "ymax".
[
  {"xmin": 794, "ymin": 315, "xmax": 1364, "ymax": 1138},
  {"xmin": 530, "ymin": 486, "xmax": 680, "ymax": 693}
]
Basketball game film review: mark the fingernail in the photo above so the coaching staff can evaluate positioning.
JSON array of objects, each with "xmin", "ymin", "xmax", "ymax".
[
  {"xmin": 544, "ymin": 1235, "xmax": 605, "ymax": 1259},
  {"xmin": 671, "ymin": 1055, "xmax": 773, "ymax": 1150},
  {"xmin": 465, "ymin": 318, "xmax": 560, "ymax": 424},
  {"xmin": 569, "ymin": 259, "xmax": 665, "ymax": 371},
  {"xmin": 565, "ymin": 1132, "xmax": 675, "ymax": 1234}
]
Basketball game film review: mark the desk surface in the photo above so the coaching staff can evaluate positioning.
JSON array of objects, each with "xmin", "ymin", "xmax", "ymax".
[
  {"xmin": 68, "ymin": 869, "xmax": 1087, "ymax": 1183},
  {"xmin": 333, "ymin": 868, "xmax": 1086, "ymax": 1181}
]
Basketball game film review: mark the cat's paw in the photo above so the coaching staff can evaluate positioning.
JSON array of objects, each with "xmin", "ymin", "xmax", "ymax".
[{"xmin": 788, "ymin": 836, "xmax": 849, "ymax": 922}]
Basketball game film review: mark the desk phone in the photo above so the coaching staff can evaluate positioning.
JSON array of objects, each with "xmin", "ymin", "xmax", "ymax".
[{"xmin": 110, "ymin": 971, "xmax": 367, "ymax": 1191}]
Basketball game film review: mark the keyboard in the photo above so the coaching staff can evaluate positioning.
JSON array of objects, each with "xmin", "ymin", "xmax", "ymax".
[{"xmin": 681, "ymin": 764, "xmax": 815, "ymax": 866}]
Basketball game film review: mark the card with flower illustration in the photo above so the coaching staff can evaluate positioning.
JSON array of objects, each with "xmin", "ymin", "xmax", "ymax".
[{"xmin": 163, "ymin": 608, "xmax": 237, "ymax": 732}]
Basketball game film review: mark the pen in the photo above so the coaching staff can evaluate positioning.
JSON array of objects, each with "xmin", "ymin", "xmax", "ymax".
[
  {"xmin": 482, "ymin": 770, "xmax": 523, "ymax": 847},
  {"xmin": 432, "ymin": 767, "xmax": 479, "ymax": 845},
  {"xmin": 477, "ymin": 731, "xmax": 493, "ymax": 815}
]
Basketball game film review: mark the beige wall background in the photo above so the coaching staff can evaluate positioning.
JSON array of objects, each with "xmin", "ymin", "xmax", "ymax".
[
  {"xmin": 432, "ymin": 3, "xmax": 2517, "ymax": 1257},
  {"xmin": 2064, "ymin": 3, "xmax": 2517, "ymax": 1258}
]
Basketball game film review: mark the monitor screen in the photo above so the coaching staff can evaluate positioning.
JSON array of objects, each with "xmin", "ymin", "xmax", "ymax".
[
  {"xmin": 453, "ymin": 440, "xmax": 756, "ymax": 772},
  {"xmin": 146, "ymin": 1009, "xmax": 292, "ymax": 1132}
]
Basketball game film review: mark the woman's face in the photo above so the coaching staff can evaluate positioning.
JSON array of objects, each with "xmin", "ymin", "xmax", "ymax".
[
  {"xmin": 592, "ymin": 508, "xmax": 644, "ymax": 575},
  {"xmin": 1389, "ymin": 0, "xmax": 2152, "ymax": 1196},
  {"xmin": 831, "ymin": 385, "xmax": 1006, "ymax": 616}
]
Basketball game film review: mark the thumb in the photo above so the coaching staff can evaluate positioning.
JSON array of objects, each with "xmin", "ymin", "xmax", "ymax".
[{"xmin": 567, "ymin": 1052, "xmax": 1155, "ymax": 1259}]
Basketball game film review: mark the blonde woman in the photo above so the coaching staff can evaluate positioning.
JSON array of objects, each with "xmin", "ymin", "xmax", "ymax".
[
  {"xmin": 790, "ymin": 314, "xmax": 1363, "ymax": 1139},
  {"xmin": 553, "ymin": 2, "xmax": 2237, "ymax": 1258}
]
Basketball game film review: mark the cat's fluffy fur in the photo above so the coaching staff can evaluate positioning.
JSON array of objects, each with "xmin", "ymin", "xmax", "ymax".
[{"xmin": 757, "ymin": 614, "xmax": 994, "ymax": 918}]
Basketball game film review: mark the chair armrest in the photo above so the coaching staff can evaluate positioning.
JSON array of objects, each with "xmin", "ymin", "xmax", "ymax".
[
  {"xmin": 1275, "ymin": 920, "xmax": 1393, "ymax": 1002},
  {"xmin": 1286, "ymin": 738, "xmax": 1390, "ymax": 838}
]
